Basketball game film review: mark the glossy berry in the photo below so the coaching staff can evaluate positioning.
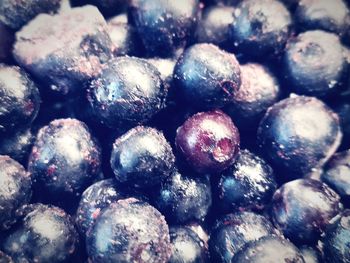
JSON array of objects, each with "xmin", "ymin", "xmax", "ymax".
[
  {"xmin": 195, "ymin": 6, "xmax": 235, "ymax": 50},
  {"xmin": 2, "ymin": 204, "xmax": 79, "ymax": 263},
  {"xmin": 174, "ymin": 43, "xmax": 241, "ymax": 109},
  {"xmin": 231, "ymin": 235, "xmax": 305, "ymax": 263},
  {"xmin": 13, "ymin": 6, "xmax": 115, "ymax": 96},
  {"xmin": 111, "ymin": 126, "xmax": 175, "ymax": 190},
  {"xmin": 284, "ymin": 30, "xmax": 347, "ymax": 97},
  {"xmin": 257, "ymin": 95, "xmax": 342, "ymax": 179},
  {"xmin": 209, "ymin": 212, "xmax": 278, "ymax": 263},
  {"xmin": 271, "ymin": 179, "xmax": 343, "ymax": 245},
  {"xmin": 0, "ymin": 156, "xmax": 31, "ymax": 231},
  {"xmin": 28, "ymin": 118, "xmax": 101, "ymax": 204},
  {"xmin": 217, "ymin": 149, "xmax": 277, "ymax": 213},
  {"xmin": 169, "ymin": 226, "xmax": 209, "ymax": 263},
  {"xmin": 0, "ymin": 0, "xmax": 63, "ymax": 30},
  {"xmin": 176, "ymin": 110, "xmax": 240, "ymax": 174},
  {"xmin": 230, "ymin": 0, "xmax": 292, "ymax": 57},
  {"xmin": 299, "ymin": 246, "xmax": 322, "ymax": 263},
  {"xmin": 128, "ymin": 0, "xmax": 200, "ymax": 57},
  {"xmin": 224, "ymin": 63, "xmax": 280, "ymax": 131},
  {"xmin": 0, "ymin": 128, "xmax": 34, "ymax": 164},
  {"xmin": 295, "ymin": 0, "xmax": 350, "ymax": 36},
  {"xmin": 155, "ymin": 171, "xmax": 212, "ymax": 224},
  {"xmin": 86, "ymin": 198, "xmax": 171, "ymax": 263},
  {"xmin": 322, "ymin": 150, "xmax": 350, "ymax": 206},
  {"xmin": 108, "ymin": 15, "xmax": 142, "ymax": 56},
  {"xmin": 0, "ymin": 65, "xmax": 40, "ymax": 134},
  {"xmin": 322, "ymin": 209, "xmax": 350, "ymax": 263},
  {"xmin": 75, "ymin": 179, "xmax": 124, "ymax": 236},
  {"xmin": 88, "ymin": 56, "xmax": 165, "ymax": 129}
]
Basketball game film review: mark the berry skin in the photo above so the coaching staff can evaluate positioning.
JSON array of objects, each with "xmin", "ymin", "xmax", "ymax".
[
  {"xmin": 88, "ymin": 56, "xmax": 166, "ymax": 129},
  {"xmin": 224, "ymin": 63, "xmax": 280, "ymax": 131},
  {"xmin": 176, "ymin": 110, "xmax": 240, "ymax": 174},
  {"xmin": 231, "ymin": 235, "xmax": 305, "ymax": 263},
  {"xmin": 299, "ymin": 246, "xmax": 322, "ymax": 263},
  {"xmin": 169, "ymin": 226, "xmax": 209, "ymax": 263},
  {"xmin": 322, "ymin": 150, "xmax": 350, "ymax": 207},
  {"xmin": 0, "ymin": 0, "xmax": 63, "ymax": 30},
  {"xmin": 283, "ymin": 30, "xmax": 348, "ymax": 97},
  {"xmin": 230, "ymin": 0, "xmax": 292, "ymax": 57},
  {"xmin": 174, "ymin": 43, "xmax": 241, "ymax": 109},
  {"xmin": 1, "ymin": 204, "xmax": 79, "ymax": 263},
  {"xmin": 209, "ymin": 212, "xmax": 278, "ymax": 263},
  {"xmin": 295, "ymin": 0, "xmax": 350, "ymax": 37},
  {"xmin": 13, "ymin": 5, "xmax": 115, "ymax": 96},
  {"xmin": 154, "ymin": 171, "xmax": 212, "ymax": 224},
  {"xmin": 271, "ymin": 179, "xmax": 343, "ymax": 245},
  {"xmin": 128, "ymin": 0, "xmax": 200, "ymax": 57},
  {"xmin": 110, "ymin": 126, "xmax": 175, "ymax": 190},
  {"xmin": 322, "ymin": 209, "xmax": 350, "ymax": 263},
  {"xmin": 195, "ymin": 6, "xmax": 235, "ymax": 51},
  {"xmin": 28, "ymin": 118, "xmax": 101, "ymax": 206},
  {"xmin": 257, "ymin": 95, "xmax": 342, "ymax": 179},
  {"xmin": 75, "ymin": 179, "xmax": 124, "ymax": 237},
  {"xmin": 216, "ymin": 149, "xmax": 277, "ymax": 213},
  {"xmin": 0, "ymin": 156, "xmax": 32, "ymax": 231},
  {"xmin": 0, "ymin": 251, "xmax": 13, "ymax": 263},
  {"xmin": 86, "ymin": 198, "xmax": 171, "ymax": 263},
  {"xmin": 0, "ymin": 65, "xmax": 40, "ymax": 134}
]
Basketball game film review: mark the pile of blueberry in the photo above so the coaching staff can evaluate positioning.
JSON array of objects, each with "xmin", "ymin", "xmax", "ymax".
[{"xmin": 0, "ymin": 0, "xmax": 350, "ymax": 262}]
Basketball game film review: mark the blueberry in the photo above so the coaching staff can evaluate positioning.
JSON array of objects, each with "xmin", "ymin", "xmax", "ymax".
[
  {"xmin": 231, "ymin": 235, "xmax": 305, "ymax": 263},
  {"xmin": 154, "ymin": 171, "xmax": 212, "ymax": 224},
  {"xmin": 209, "ymin": 212, "xmax": 278, "ymax": 263},
  {"xmin": 299, "ymin": 246, "xmax": 322, "ymax": 263},
  {"xmin": 176, "ymin": 110, "xmax": 240, "ymax": 174},
  {"xmin": 128, "ymin": 0, "xmax": 200, "ymax": 57},
  {"xmin": 0, "ymin": 65, "xmax": 40, "ymax": 134},
  {"xmin": 13, "ymin": 5, "xmax": 115, "ymax": 96},
  {"xmin": 28, "ymin": 118, "xmax": 101, "ymax": 206},
  {"xmin": 75, "ymin": 179, "xmax": 124, "ymax": 237},
  {"xmin": 295, "ymin": 0, "xmax": 350, "ymax": 37},
  {"xmin": 0, "ymin": 156, "xmax": 32, "ymax": 231},
  {"xmin": 111, "ymin": 126, "xmax": 175, "ymax": 190},
  {"xmin": 321, "ymin": 150, "xmax": 350, "ymax": 206},
  {"xmin": 224, "ymin": 63, "xmax": 280, "ymax": 131},
  {"xmin": 169, "ymin": 226, "xmax": 209, "ymax": 263},
  {"xmin": 108, "ymin": 14, "xmax": 142, "ymax": 56},
  {"xmin": 0, "ymin": 251, "xmax": 13, "ymax": 263},
  {"xmin": 284, "ymin": 30, "xmax": 348, "ymax": 97},
  {"xmin": 186, "ymin": 222, "xmax": 210, "ymax": 246},
  {"xmin": 0, "ymin": 128, "xmax": 34, "ymax": 165},
  {"xmin": 174, "ymin": 43, "xmax": 241, "ymax": 109},
  {"xmin": 230, "ymin": 0, "xmax": 292, "ymax": 57},
  {"xmin": 87, "ymin": 56, "xmax": 166, "ymax": 129},
  {"xmin": 0, "ymin": 23, "xmax": 13, "ymax": 63},
  {"xmin": 257, "ymin": 95, "xmax": 342, "ymax": 179},
  {"xmin": 271, "ymin": 178, "xmax": 343, "ymax": 245},
  {"xmin": 333, "ymin": 101, "xmax": 350, "ymax": 150},
  {"xmin": 322, "ymin": 209, "xmax": 350, "ymax": 263},
  {"xmin": 0, "ymin": 0, "xmax": 63, "ymax": 30},
  {"xmin": 2, "ymin": 204, "xmax": 79, "ymax": 263},
  {"xmin": 86, "ymin": 198, "xmax": 171, "ymax": 262},
  {"xmin": 216, "ymin": 149, "xmax": 277, "ymax": 213},
  {"xmin": 195, "ymin": 6, "xmax": 235, "ymax": 51}
]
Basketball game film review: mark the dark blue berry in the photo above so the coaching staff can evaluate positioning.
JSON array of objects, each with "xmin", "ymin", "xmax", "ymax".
[
  {"xmin": 86, "ymin": 198, "xmax": 171, "ymax": 262},
  {"xmin": 271, "ymin": 178, "xmax": 343, "ymax": 245},
  {"xmin": 0, "ymin": 156, "xmax": 32, "ymax": 231},
  {"xmin": 111, "ymin": 126, "xmax": 175, "ymax": 190},
  {"xmin": 155, "ymin": 171, "xmax": 212, "ymax": 224},
  {"xmin": 174, "ymin": 43, "xmax": 241, "ymax": 109},
  {"xmin": 216, "ymin": 149, "xmax": 277, "ymax": 213},
  {"xmin": 257, "ymin": 95, "xmax": 342, "ymax": 179}
]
